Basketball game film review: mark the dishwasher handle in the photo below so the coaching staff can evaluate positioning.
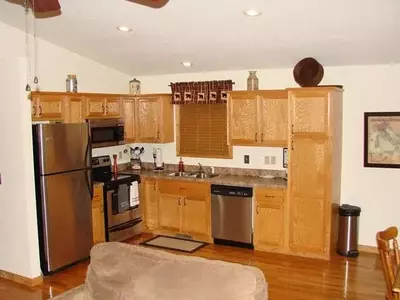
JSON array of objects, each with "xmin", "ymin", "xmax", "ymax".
[{"xmin": 211, "ymin": 184, "xmax": 253, "ymax": 197}]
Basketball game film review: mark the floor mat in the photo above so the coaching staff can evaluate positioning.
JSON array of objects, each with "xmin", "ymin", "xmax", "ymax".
[{"xmin": 140, "ymin": 235, "xmax": 206, "ymax": 253}]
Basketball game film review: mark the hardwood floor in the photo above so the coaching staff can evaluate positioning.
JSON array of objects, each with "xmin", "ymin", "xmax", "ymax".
[{"xmin": 0, "ymin": 233, "xmax": 386, "ymax": 300}]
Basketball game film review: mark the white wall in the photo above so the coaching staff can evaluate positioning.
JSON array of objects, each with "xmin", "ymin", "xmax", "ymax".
[
  {"xmin": 0, "ymin": 20, "xmax": 132, "ymax": 278},
  {"xmin": 0, "ymin": 58, "xmax": 41, "ymax": 278},
  {"xmin": 130, "ymin": 64, "xmax": 400, "ymax": 246}
]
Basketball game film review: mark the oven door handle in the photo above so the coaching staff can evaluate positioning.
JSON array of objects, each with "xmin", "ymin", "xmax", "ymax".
[{"xmin": 109, "ymin": 218, "xmax": 142, "ymax": 233}]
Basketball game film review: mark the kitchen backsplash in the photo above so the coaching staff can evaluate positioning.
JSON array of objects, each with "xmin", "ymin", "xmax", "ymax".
[{"xmin": 92, "ymin": 143, "xmax": 286, "ymax": 171}]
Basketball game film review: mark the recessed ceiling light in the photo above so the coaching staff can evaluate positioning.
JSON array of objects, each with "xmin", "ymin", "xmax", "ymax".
[
  {"xmin": 243, "ymin": 9, "xmax": 262, "ymax": 17},
  {"xmin": 181, "ymin": 62, "xmax": 193, "ymax": 67},
  {"xmin": 117, "ymin": 26, "xmax": 132, "ymax": 32}
]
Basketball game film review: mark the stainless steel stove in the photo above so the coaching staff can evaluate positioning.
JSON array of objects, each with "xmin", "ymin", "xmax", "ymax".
[{"xmin": 92, "ymin": 155, "xmax": 142, "ymax": 242}]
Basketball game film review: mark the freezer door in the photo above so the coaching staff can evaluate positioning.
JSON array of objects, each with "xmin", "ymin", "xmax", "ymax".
[
  {"xmin": 39, "ymin": 170, "xmax": 93, "ymax": 273},
  {"xmin": 36, "ymin": 123, "xmax": 90, "ymax": 175}
]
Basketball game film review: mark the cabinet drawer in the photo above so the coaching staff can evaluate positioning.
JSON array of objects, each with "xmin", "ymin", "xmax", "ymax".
[
  {"xmin": 158, "ymin": 180, "xmax": 210, "ymax": 200},
  {"xmin": 255, "ymin": 188, "xmax": 285, "ymax": 200}
]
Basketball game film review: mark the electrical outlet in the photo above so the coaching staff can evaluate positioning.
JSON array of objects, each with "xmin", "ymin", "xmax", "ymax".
[
  {"xmin": 271, "ymin": 156, "xmax": 276, "ymax": 165},
  {"xmin": 119, "ymin": 151, "xmax": 123, "ymax": 159},
  {"xmin": 264, "ymin": 156, "xmax": 270, "ymax": 165},
  {"xmin": 0, "ymin": 173, "xmax": 2, "ymax": 185},
  {"xmin": 244, "ymin": 155, "xmax": 250, "ymax": 164}
]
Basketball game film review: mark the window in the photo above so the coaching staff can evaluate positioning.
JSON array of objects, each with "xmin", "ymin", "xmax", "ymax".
[{"xmin": 177, "ymin": 104, "xmax": 232, "ymax": 158}]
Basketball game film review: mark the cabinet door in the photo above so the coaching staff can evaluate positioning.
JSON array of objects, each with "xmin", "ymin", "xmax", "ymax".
[
  {"xmin": 123, "ymin": 98, "xmax": 136, "ymax": 142},
  {"xmin": 182, "ymin": 197, "xmax": 210, "ymax": 238},
  {"xmin": 254, "ymin": 199, "xmax": 284, "ymax": 249},
  {"xmin": 105, "ymin": 97, "xmax": 121, "ymax": 117},
  {"xmin": 92, "ymin": 202, "xmax": 105, "ymax": 244},
  {"xmin": 136, "ymin": 97, "xmax": 160, "ymax": 142},
  {"xmin": 65, "ymin": 96, "xmax": 84, "ymax": 123},
  {"xmin": 36, "ymin": 95, "xmax": 64, "ymax": 120},
  {"xmin": 259, "ymin": 97, "xmax": 288, "ymax": 147},
  {"xmin": 159, "ymin": 193, "xmax": 181, "ymax": 233},
  {"xmin": 86, "ymin": 96, "xmax": 105, "ymax": 118},
  {"xmin": 228, "ymin": 93, "xmax": 259, "ymax": 145},
  {"xmin": 142, "ymin": 180, "xmax": 159, "ymax": 230},
  {"xmin": 289, "ymin": 136, "xmax": 328, "ymax": 255},
  {"xmin": 290, "ymin": 92, "xmax": 328, "ymax": 134}
]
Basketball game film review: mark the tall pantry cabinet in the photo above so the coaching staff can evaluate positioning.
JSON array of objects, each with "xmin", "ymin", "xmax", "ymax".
[{"xmin": 287, "ymin": 87, "xmax": 343, "ymax": 260}]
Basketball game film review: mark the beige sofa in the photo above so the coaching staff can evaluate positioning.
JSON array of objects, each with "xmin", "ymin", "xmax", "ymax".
[{"xmin": 54, "ymin": 242, "xmax": 268, "ymax": 300}]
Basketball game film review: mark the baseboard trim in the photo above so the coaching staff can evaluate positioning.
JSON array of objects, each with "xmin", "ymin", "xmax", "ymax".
[
  {"xmin": 0, "ymin": 269, "xmax": 43, "ymax": 287},
  {"xmin": 358, "ymin": 245, "xmax": 378, "ymax": 254}
]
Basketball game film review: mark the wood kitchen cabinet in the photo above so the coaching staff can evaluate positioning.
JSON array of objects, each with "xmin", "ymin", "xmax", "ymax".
[
  {"xmin": 64, "ymin": 95, "xmax": 85, "ymax": 123},
  {"xmin": 123, "ymin": 97, "xmax": 136, "ymax": 142},
  {"xmin": 85, "ymin": 95, "xmax": 122, "ymax": 118},
  {"xmin": 92, "ymin": 184, "xmax": 105, "ymax": 244},
  {"xmin": 287, "ymin": 87, "xmax": 343, "ymax": 260},
  {"xmin": 228, "ymin": 90, "xmax": 288, "ymax": 147},
  {"xmin": 135, "ymin": 94, "xmax": 174, "ymax": 143},
  {"xmin": 254, "ymin": 188, "xmax": 286, "ymax": 253},
  {"xmin": 158, "ymin": 180, "xmax": 211, "ymax": 242},
  {"xmin": 31, "ymin": 93, "xmax": 64, "ymax": 121},
  {"xmin": 141, "ymin": 178, "xmax": 159, "ymax": 231}
]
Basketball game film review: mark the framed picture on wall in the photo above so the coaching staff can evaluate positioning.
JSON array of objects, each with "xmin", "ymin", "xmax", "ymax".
[{"xmin": 364, "ymin": 112, "xmax": 400, "ymax": 168}]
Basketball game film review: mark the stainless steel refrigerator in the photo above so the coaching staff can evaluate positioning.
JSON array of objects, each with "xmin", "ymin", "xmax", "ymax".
[{"xmin": 32, "ymin": 123, "xmax": 93, "ymax": 275}]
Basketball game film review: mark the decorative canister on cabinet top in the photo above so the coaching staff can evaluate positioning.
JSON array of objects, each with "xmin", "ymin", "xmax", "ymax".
[
  {"xmin": 247, "ymin": 71, "xmax": 259, "ymax": 91},
  {"xmin": 129, "ymin": 78, "xmax": 141, "ymax": 95},
  {"xmin": 66, "ymin": 75, "xmax": 78, "ymax": 93}
]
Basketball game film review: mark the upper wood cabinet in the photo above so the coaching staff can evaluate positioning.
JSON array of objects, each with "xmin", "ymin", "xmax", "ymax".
[
  {"xmin": 123, "ymin": 98, "xmax": 136, "ymax": 142},
  {"xmin": 85, "ymin": 95, "xmax": 122, "ymax": 118},
  {"xmin": 64, "ymin": 95, "xmax": 85, "ymax": 123},
  {"xmin": 228, "ymin": 90, "xmax": 288, "ymax": 147},
  {"xmin": 287, "ymin": 87, "xmax": 343, "ymax": 260},
  {"xmin": 135, "ymin": 95, "xmax": 174, "ymax": 143},
  {"xmin": 31, "ymin": 94, "xmax": 64, "ymax": 121}
]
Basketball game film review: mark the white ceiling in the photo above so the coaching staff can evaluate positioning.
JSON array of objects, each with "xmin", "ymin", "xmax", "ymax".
[{"xmin": 0, "ymin": 0, "xmax": 399, "ymax": 76}]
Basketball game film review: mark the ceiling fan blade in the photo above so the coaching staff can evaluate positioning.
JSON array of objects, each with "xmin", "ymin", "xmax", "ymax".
[
  {"xmin": 127, "ymin": 0, "xmax": 169, "ymax": 9},
  {"xmin": 29, "ymin": 0, "xmax": 60, "ymax": 13}
]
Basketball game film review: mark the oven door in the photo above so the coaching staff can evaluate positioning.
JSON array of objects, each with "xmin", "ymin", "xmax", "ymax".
[
  {"xmin": 89, "ymin": 120, "xmax": 124, "ymax": 148},
  {"xmin": 106, "ymin": 183, "xmax": 141, "ymax": 229}
]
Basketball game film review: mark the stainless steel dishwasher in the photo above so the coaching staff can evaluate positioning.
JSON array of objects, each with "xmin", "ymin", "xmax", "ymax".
[{"xmin": 211, "ymin": 184, "xmax": 253, "ymax": 248}]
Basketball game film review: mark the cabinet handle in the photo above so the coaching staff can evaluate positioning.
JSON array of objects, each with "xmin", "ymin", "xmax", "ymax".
[
  {"xmin": 32, "ymin": 105, "xmax": 37, "ymax": 116},
  {"xmin": 178, "ymin": 187, "xmax": 186, "ymax": 191},
  {"xmin": 105, "ymin": 106, "xmax": 109, "ymax": 114},
  {"xmin": 39, "ymin": 106, "xmax": 43, "ymax": 116},
  {"xmin": 153, "ymin": 183, "xmax": 156, "ymax": 191},
  {"xmin": 255, "ymin": 133, "xmax": 258, "ymax": 142},
  {"xmin": 102, "ymin": 105, "xmax": 105, "ymax": 114},
  {"xmin": 291, "ymin": 140, "xmax": 294, "ymax": 151},
  {"xmin": 157, "ymin": 130, "xmax": 160, "ymax": 140},
  {"xmin": 184, "ymin": 197, "xmax": 186, "ymax": 206},
  {"xmin": 261, "ymin": 133, "xmax": 264, "ymax": 142},
  {"xmin": 264, "ymin": 195, "xmax": 274, "ymax": 198},
  {"xmin": 256, "ymin": 205, "xmax": 259, "ymax": 214},
  {"xmin": 291, "ymin": 124, "xmax": 294, "ymax": 134},
  {"xmin": 178, "ymin": 198, "xmax": 181, "ymax": 206}
]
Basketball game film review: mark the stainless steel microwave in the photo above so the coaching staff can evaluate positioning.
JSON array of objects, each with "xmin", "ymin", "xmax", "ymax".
[{"xmin": 87, "ymin": 119, "xmax": 124, "ymax": 148}]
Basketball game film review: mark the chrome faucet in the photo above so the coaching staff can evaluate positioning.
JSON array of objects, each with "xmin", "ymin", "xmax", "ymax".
[{"xmin": 198, "ymin": 163, "xmax": 205, "ymax": 173}]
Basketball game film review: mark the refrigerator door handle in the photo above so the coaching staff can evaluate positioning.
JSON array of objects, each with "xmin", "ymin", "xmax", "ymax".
[{"xmin": 85, "ymin": 134, "xmax": 93, "ymax": 200}]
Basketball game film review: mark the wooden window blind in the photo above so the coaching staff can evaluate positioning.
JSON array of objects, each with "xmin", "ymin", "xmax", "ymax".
[{"xmin": 177, "ymin": 104, "xmax": 232, "ymax": 158}]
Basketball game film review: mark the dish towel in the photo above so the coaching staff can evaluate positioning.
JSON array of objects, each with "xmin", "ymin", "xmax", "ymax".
[{"xmin": 130, "ymin": 181, "xmax": 139, "ymax": 207}]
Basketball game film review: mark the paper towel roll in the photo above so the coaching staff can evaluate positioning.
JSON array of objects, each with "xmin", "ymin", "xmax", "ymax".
[{"xmin": 155, "ymin": 148, "xmax": 163, "ymax": 167}]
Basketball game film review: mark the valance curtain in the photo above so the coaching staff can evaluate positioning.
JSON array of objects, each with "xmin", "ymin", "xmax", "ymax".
[{"xmin": 170, "ymin": 80, "xmax": 233, "ymax": 104}]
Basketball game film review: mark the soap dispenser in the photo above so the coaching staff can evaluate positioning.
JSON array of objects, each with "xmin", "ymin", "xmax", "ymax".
[{"xmin": 178, "ymin": 157, "xmax": 184, "ymax": 172}]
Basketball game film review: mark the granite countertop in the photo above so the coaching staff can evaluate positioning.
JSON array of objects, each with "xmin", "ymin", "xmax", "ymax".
[{"xmin": 119, "ymin": 169, "xmax": 287, "ymax": 189}]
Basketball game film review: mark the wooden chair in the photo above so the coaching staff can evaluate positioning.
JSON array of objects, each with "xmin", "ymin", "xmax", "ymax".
[{"xmin": 377, "ymin": 227, "xmax": 400, "ymax": 300}]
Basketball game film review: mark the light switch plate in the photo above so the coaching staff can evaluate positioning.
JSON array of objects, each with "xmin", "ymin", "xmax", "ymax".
[
  {"xmin": 244, "ymin": 155, "xmax": 250, "ymax": 164},
  {"xmin": 271, "ymin": 156, "xmax": 276, "ymax": 165},
  {"xmin": 264, "ymin": 156, "xmax": 270, "ymax": 165}
]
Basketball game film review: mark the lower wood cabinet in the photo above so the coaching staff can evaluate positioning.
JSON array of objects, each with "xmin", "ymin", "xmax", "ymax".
[
  {"xmin": 254, "ymin": 188, "xmax": 286, "ymax": 252},
  {"xmin": 157, "ymin": 180, "xmax": 211, "ymax": 242},
  {"xmin": 92, "ymin": 185, "xmax": 105, "ymax": 244},
  {"xmin": 141, "ymin": 179, "xmax": 159, "ymax": 231}
]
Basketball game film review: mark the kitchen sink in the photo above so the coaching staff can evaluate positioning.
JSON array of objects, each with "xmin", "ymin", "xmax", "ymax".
[
  {"xmin": 191, "ymin": 173, "xmax": 219, "ymax": 179},
  {"xmin": 167, "ymin": 172, "xmax": 194, "ymax": 177}
]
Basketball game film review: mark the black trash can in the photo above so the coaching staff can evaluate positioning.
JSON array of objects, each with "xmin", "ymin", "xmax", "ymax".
[{"xmin": 337, "ymin": 204, "xmax": 361, "ymax": 257}]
